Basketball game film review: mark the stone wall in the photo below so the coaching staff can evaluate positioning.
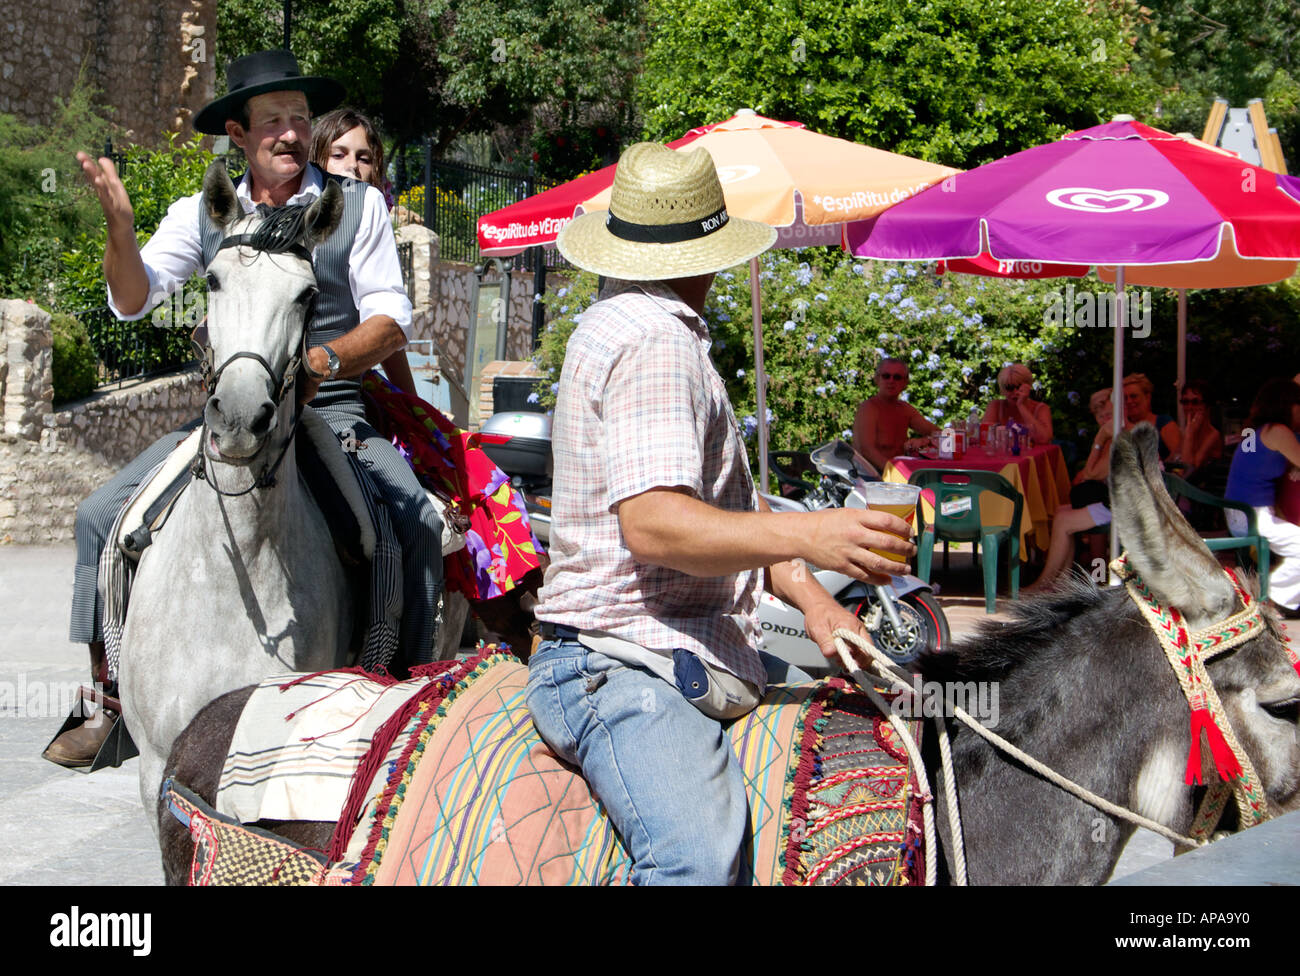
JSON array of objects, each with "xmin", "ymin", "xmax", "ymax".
[
  {"xmin": 41, "ymin": 369, "xmax": 206, "ymax": 467},
  {"xmin": 1, "ymin": 300, "xmax": 53, "ymax": 440},
  {"xmin": 0, "ymin": 0, "xmax": 216, "ymax": 141},
  {"xmin": 410, "ymin": 259, "xmax": 539, "ymax": 387},
  {"xmin": 0, "ymin": 298, "xmax": 205, "ymax": 544}
]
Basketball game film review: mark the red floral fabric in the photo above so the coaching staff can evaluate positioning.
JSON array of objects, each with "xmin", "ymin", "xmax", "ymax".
[{"xmin": 362, "ymin": 372, "xmax": 543, "ymax": 602}]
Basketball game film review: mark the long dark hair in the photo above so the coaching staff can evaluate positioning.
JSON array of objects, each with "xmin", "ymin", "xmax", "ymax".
[
  {"xmin": 310, "ymin": 107, "xmax": 385, "ymax": 191},
  {"xmin": 1245, "ymin": 377, "xmax": 1300, "ymax": 430}
]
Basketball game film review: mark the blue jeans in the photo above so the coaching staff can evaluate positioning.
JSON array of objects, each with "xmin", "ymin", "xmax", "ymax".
[{"xmin": 525, "ymin": 639, "xmax": 808, "ymax": 885}]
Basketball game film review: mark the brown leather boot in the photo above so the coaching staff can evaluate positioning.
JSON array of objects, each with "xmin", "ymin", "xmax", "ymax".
[{"xmin": 43, "ymin": 642, "xmax": 119, "ymax": 768}]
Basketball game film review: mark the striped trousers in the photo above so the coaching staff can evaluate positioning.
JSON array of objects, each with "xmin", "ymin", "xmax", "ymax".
[{"xmin": 70, "ymin": 397, "xmax": 443, "ymax": 665}]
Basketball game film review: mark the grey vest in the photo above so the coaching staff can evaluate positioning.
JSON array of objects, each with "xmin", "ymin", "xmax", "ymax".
[{"xmin": 199, "ymin": 163, "xmax": 366, "ymax": 410}]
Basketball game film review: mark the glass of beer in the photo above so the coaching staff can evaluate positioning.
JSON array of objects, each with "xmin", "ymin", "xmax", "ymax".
[{"xmin": 860, "ymin": 482, "xmax": 921, "ymax": 562}]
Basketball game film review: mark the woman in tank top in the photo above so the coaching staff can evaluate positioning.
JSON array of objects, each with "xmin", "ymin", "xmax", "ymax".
[{"xmin": 1225, "ymin": 377, "xmax": 1300, "ymax": 614}]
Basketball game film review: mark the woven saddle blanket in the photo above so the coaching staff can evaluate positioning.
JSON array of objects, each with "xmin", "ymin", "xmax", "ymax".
[{"xmin": 181, "ymin": 651, "xmax": 925, "ymax": 886}]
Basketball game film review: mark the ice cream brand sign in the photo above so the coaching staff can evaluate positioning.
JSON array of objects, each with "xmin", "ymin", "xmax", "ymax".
[{"xmin": 1045, "ymin": 187, "xmax": 1170, "ymax": 213}]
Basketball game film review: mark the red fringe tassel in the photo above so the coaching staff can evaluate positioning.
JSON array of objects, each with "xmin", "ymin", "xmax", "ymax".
[{"xmin": 1185, "ymin": 707, "xmax": 1244, "ymax": 785}]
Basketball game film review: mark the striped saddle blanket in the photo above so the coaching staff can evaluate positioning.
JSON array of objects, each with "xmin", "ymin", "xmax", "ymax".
[{"xmin": 173, "ymin": 651, "xmax": 925, "ymax": 885}]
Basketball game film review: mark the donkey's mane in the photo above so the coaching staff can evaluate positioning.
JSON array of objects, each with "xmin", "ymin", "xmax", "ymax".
[{"xmin": 919, "ymin": 572, "xmax": 1116, "ymax": 683}]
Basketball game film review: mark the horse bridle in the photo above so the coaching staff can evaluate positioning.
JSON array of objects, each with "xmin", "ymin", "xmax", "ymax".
[{"xmin": 192, "ymin": 236, "xmax": 317, "ymax": 497}]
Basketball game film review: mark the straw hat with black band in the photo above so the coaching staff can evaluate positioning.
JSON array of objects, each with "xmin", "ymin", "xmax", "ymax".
[
  {"xmin": 194, "ymin": 49, "xmax": 345, "ymax": 135},
  {"xmin": 557, "ymin": 142, "xmax": 776, "ymax": 280}
]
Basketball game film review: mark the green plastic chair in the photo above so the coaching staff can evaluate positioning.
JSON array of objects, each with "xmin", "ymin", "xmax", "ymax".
[
  {"xmin": 1162, "ymin": 473, "xmax": 1270, "ymax": 600},
  {"xmin": 909, "ymin": 469, "xmax": 1024, "ymax": 613}
]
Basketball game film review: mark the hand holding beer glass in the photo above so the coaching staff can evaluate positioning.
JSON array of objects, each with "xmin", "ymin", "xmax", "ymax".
[{"xmin": 859, "ymin": 481, "xmax": 921, "ymax": 563}]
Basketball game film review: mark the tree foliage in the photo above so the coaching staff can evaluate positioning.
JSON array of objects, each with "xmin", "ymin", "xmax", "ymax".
[
  {"xmin": 638, "ymin": 0, "xmax": 1157, "ymax": 167},
  {"xmin": 0, "ymin": 79, "xmax": 114, "ymax": 300},
  {"xmin": 216, "ymin": 0, "xmax": 644, "ymax": 177},
  {"xmin": 1138, "ymin": 0, "xmax": 1300, "ymax": 166}
]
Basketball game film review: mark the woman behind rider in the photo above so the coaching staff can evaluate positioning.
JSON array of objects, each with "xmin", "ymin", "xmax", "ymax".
[{"xmin": 311, "ymin": 107, "xmax": 417, "ymax": 395}]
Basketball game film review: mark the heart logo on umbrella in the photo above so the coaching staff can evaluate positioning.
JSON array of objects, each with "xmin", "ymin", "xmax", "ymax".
[{"xmin": 1045, "ymin": 187, "xmax": 1170, "ymax": 213}]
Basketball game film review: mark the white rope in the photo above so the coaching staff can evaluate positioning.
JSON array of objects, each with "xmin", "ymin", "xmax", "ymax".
[
  {"xmin": 829, "ymin": 628, "xmax": 1204, "ymax": 865},
  {"xmin": 934, "ymin": 713, "xmax": 969, "ymax": 885}
]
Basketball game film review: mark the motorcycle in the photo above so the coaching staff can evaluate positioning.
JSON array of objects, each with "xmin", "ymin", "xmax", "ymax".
[
  {"xmin": 758, "ymin": 441, "xmax": 949, "ymax": 671},
  {"xmin": 479, "ymin": 412, "xmax": 947, "ymax": 672}
]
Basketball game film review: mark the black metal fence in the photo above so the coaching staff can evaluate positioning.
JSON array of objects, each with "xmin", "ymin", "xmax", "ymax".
[
  {"xmin": 392, "ymin": 144, "xmax": 571, "ymax": 271},
  {"xmin": 75, "ymin": 304, "xmax": 197, "ymax": 390}
]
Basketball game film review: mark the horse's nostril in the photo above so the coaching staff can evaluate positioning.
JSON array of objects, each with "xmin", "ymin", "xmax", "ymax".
[{"xmin": 249, "ymin": 402, "xmax": 275, "ymax": 436}]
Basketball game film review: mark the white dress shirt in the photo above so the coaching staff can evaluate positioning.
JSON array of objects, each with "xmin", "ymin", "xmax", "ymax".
[{"xmin": 107, "ymin": 165, "xmax": 413, "ymax": 336}]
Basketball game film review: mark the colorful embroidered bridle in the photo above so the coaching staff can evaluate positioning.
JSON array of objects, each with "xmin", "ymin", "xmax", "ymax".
[{"xmin": 1112, "ymin": 554, "xmax": 1300, "ymax": 842}]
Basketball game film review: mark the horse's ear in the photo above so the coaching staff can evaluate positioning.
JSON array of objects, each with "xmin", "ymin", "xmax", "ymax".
[
  {"xmin": 303, "ymin": 181, "xmax": 344, "ymax": 249},
  {"xmin": 1109, "ymin": 424, "xmax": 1236, "ymax": 628},
  {"xmin": 203, "ymin": 161, "xmax": 242, "ymax": 230}
]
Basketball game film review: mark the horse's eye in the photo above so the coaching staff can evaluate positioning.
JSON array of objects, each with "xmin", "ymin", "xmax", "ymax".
[
  {"xmin": 1262, "ymin": 698, "xmax": 1300, "ymax": 724},
  {"xmin": 297, "ymin": 286, "xmax": 317, "ymax": 306},
  {"xmin": 206, "ymin": 272, "xmax": 220, "ymax": 291}
]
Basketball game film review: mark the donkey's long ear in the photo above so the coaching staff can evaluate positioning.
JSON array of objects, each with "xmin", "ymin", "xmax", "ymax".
[
  {"xmin": 1109, "ymin": 424, "xmax": 1236, "ymax": 629},
  {"xmin": 302, "ymin": 181, "xmax": 344, "ymax": 249},
  {"xmin": 203, "ymin": 161, "xmax": 242, "ymax": 230}
]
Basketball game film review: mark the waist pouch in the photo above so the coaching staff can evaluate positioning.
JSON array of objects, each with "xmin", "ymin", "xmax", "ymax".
[{"xmin": 567, "ymin": 629, "xmax": 762, "ymax": 721}]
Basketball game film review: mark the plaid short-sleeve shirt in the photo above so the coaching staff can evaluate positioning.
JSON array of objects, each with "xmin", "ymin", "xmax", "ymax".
[{"xmin": 534, "ymin": 279, "xmax": 765, "ymax": 688}]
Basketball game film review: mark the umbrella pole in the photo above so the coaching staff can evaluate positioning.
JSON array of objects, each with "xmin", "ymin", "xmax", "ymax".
[
  {"xmin": 1177, "ymin": 288, "xmax": 1187, "ymax": 428},
  {"xmin": 1109, "ymin": 267, "xmax": 1126, "ymax": 579},
  {"xmin": 751, "ymin": 256, "xmax": 769, "ymax": 490}
]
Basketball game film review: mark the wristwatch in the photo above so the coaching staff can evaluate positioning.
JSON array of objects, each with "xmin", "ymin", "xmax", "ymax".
[{"xmin": 322, "ymin": 344, "xmax": 341, "ymax": 381}]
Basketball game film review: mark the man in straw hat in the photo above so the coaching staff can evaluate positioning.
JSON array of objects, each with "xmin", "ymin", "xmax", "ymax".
[
  {"xmin": 530, "ymin": 142, "xmax": 915, "ymax": 883},
  {"xmin": 51, "ymin": 51, "xmax": 438, "ymax": 767}
]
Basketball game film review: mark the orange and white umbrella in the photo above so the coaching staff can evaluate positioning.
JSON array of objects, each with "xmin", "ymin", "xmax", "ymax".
[{"xmin": 478, "ymin": 110, "xmax": 959, "ymax": 483}]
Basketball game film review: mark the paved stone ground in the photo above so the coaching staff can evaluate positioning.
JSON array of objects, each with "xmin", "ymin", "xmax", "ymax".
[
  {"xmin": 0, "ymin": 544, "xmax": 162, "ymax": 885},
  {"xmin": 1, "ymin": 542, "xmax": 1288, "ymax": 885}
]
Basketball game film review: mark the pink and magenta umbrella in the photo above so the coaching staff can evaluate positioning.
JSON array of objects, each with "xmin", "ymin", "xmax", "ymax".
[{"xmin": 847, "ymin": 117, "xmax": 1300, "ymax": 561}]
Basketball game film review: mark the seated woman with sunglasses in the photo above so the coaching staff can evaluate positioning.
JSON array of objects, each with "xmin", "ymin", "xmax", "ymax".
[
  {"xmin": 1167, "ymin": 379, "xmax": 1223, "ymax": 480},
  {"xmin": 852, "ymin": 358, "xmax": 939, "ymax": 473},
  {"xmin": 981, "ymin": 363, "xmax": 1053, "ymax": 446}
]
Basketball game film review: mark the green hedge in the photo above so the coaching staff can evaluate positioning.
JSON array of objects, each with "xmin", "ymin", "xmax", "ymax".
[
  {"xmin": 56, "ymin": 133, "xmax": 216, "ymax": 380},
  {"xmin": 50, "ymin": 312, "xmax": 98, "ymax": 404}
]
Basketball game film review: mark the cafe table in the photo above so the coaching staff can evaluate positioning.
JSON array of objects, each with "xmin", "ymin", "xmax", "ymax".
[{"xmin": 882, "ymin": 443, "xmax": 1072, "ymax": 558}]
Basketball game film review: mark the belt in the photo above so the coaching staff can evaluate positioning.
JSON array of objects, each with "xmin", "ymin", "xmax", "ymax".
[{"xmin": 539, "ymin": 622, "xmax": 581, "ymax": 641}]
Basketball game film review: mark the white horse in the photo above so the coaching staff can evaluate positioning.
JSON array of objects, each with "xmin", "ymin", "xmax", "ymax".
[{"xmin": 120, "ymin": 164, "xmax": 354, "ymax": 821}]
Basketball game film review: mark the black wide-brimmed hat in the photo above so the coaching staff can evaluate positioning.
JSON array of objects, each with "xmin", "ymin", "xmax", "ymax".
[{"xmin": 194, "ymin": 50, "xmax": 344, "ymax": 135}]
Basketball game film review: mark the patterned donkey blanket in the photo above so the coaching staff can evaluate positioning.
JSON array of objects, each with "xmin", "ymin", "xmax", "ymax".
[{"xmin": 172, "ymin": 651, "xmax": 925, "ymax": 886}]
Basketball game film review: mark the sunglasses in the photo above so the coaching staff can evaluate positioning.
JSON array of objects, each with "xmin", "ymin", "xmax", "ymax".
[
  {"xmin": 879, "ymin": 371, "xmax": 907, "ymax": 380},
  {"xmin": 1179, "ymin": 398, "xmax": 1204, "ymax": 405}
]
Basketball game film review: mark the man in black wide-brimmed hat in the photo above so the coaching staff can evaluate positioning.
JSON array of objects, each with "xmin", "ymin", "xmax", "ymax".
[{"xmin": 50, "ymin": 51, "xmax": 442, "ymax": 767}]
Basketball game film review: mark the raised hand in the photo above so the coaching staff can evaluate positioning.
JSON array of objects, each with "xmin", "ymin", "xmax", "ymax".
[{"xmin": 76, "ymin": 152, "xmax": 135, "ymax": 236}]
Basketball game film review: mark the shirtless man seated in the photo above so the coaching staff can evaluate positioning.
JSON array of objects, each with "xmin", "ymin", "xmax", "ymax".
[{"xmin": 852, "ymin": 359, "xmax": 939, "ymax": 472}]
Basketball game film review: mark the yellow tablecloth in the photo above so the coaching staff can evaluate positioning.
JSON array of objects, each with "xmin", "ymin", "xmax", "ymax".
[{"xmin": 882, "ymin": 445, "xmax": 1072, "ymax": 558}]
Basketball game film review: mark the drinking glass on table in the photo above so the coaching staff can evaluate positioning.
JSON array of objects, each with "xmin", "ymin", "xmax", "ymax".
[{"xmin": 859, "ymin": 482, "xmax": 921, "ymax": 563}]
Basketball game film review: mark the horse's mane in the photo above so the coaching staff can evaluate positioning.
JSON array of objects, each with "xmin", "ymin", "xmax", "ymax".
[
  {"xmin": 919, "ymin": 572, "xmax": 1118, "ymax": 683},
  {"xmin": 234, "ymin": 204, "xmax": 313, "ymax": 254}
]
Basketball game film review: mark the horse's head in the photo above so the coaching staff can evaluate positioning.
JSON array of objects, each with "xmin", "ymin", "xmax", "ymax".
[
  {"xmin": 200, "ymin": 161, "xmax": 343, "ymax": 464},
  {"xmin": 1111, "ymin": 424, "xmax": 1300, "ymax": 812}
]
